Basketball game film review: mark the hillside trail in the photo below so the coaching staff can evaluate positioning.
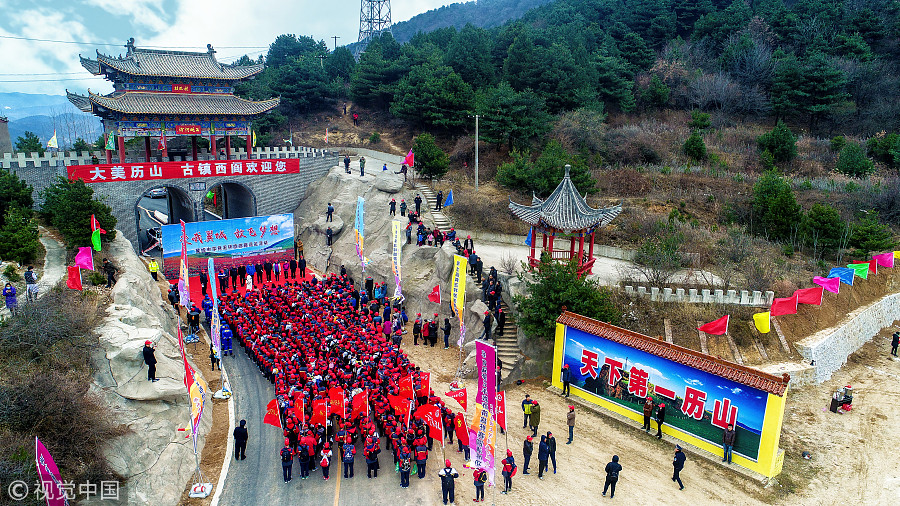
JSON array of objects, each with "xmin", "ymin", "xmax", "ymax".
[{"xmin": 337, "ymin": 101, "xmax": 402, "ymax": 154}]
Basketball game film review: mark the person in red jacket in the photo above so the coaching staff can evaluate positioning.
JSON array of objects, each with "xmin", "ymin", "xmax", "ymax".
[{"xmin": 500, "ymin": 457, "xmax": 515, "ymax": 494}]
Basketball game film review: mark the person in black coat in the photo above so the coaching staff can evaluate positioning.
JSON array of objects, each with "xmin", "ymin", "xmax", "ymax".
[
  {"xmin": 891, "ymin": 331, "xmax": 899, "ymax": 357},
  {"xmin": 414, "ymin": 194, "xmax": 423, "ymax": 215},
  {"xmin": 656, "ymin": 403, "xmax": 667, "ymax": 439},
  {"xmin": 233, "ymin": 419, "xmax": 248, "ymax": 460},
  {"xmin": 218, "ymin": 268, "xmax": 229, "ymax": 294},
  {"xmin": 537, "ymin": 435, "xmax": 550, "ymax": 479},
  {"xmin": 255, "ymin": 262, "xmax": 264, "ymax": 284},
  {"xmin": 326, "ymin": 227, "xmax": 333, "ymax": 246},
  {"xmin": 298, "ymin": 256, "xmax": 307, "ymax": 279},
  {"xmin": 603, "ymin": 455, "xmax": 622, "ymax": 498},
  {"xmin": 264, "ymin": 261, "xmax": 273, "ymax": 282},
  {"xmin": 289, "ymin": 258, "xmax": 297, "ymax": 279},
  {"xmin": 143, "ymin": 340, "xmax": 158, "ymax": 381},
  {"xmin": 522, "ymin": 436, "xmax": 533, "ymax": 474},
  {"xmin": 435, "ymin": 190, "xmax": 443, "ymax": 210},
  {"xmin": 229, "ymin": 266, "xmax": 239, "ymax": 287},
  {"xmin": 561, "ymin": 363, "xmax": 573, "ymax": 397},
  {"xmin": 496, "ymin": 307, "xmax": 506, "ymax": 336},
  {"xmin": 442, "ymin": 319, "xmax": 451, "ymax": 349},
  {"xmin": 237, "ymin": 264, "xmax": 246, "ymax": 286},
  {"xmin": 673, "ymin": 445, "xmax": 686, "ymax": 490}
]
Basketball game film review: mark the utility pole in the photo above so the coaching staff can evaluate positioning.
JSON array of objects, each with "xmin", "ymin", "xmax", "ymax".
[
  {"xmin": 331, "ymin": 36, "xmax": 340, "ymax": 51},
  {"xmin": 316, "ymin": 54, "xmax": 327, "ymax": 68},
  {"xmin": 474, "ymin": 114, "xmax": 480, "ymax": 191}
]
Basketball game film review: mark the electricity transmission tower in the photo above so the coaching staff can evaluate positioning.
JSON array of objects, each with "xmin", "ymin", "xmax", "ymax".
[{"xmin": 356, "ymin": 0, "xmax": 392, "ymax": 55}]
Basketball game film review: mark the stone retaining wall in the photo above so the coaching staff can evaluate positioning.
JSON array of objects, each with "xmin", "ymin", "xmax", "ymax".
[
  {"xmin": 794, "ymin": 292, "xmax": 900, "ymax": 383},
  {"xmin": 625, "ymin": 285, "xmax": 775, "ymax": 306}
]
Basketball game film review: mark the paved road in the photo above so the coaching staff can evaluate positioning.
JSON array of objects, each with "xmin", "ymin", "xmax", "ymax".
[{"xmin": 217, "ymin": 343, "xmax": 438, "ymax": 506}]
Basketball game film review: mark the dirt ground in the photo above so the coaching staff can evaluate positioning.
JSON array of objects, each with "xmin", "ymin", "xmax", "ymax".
[{"xmin": 403, "ymin": 320, "xmax": 900, "ymax": 506}]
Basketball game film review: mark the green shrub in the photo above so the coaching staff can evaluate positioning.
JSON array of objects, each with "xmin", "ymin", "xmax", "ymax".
[
  {"xmin": 760, "ymin": 149, "xmax": 776, "ymax": 171},
  {"xmin": 643, "ymin": 76, "xmax": 670, "ymax": 107},
  {"xmin": 3, "ymin": 264, "xmax": 20, "ymax": 282},
  {"xmin": 368, "ymin": 132, "xmax": 381, "ymax": 144},
  {"xmin": 752, "ymin": 170, "xmax": 802, "ymax": 241},
  {"xmin": 830, "ymin": 136, "xmax": 846, "ymax": 152},
  {"xmin": 0, "ymin": 207, "xmax": 40, "ymax": 264},
  {"xmin": 688, "ymin": 110, "xmax": 711, "ymax": 131},
  {"xmin": 40, "ymin": 178, "xmax": 116, "ymax": 248},
  {"xmin": 867, "ymin": 133, "xmax": 900, "ymax": 168},
  {"xmin": 757, "ymin": 121, "xmax": 797, "ymax": 163},
  {"xmin": 849, "ymin": 212, "xmax": 897, "ymax": 256},
  {"xmin": 683, "ymin": 130, "xmax": 707, "ymax": 161},
  {"xmin": 88, "ymin": 271, "xmax": 106, "ymax": 286},
  {"xmin": 835, "ymin": 142, "xmax": 875, "ymax": 178},
  {"xmin": 412, "ymin": 133, "xmax": 450, "ymax": 179}
]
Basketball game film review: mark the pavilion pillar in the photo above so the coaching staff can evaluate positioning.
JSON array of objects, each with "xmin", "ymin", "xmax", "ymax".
[
  {"xmin": 588, "ymin": 231, "xmax": 595, "ymax": 259},
  {"xmin": 144, "ymin": 136, "xmax": 152, "ymax": 162},
  {"xmin": 549, "ymin": 233, "xmax": 554, "ymax": 258},
  {"xmin": 104, "ymin": 133, "xmax": 112, "ymax": 164},
  {"xmin": 569, "ymin": 236, "xmax": 575, "ymax": 260},
  {"xmin": 246, "ymin": 134, "xmax": 252, "ymax": 159},
  {"xmin": 117, "ymin": 134, "xmax": 126, "ymax": 163},
  {"xmin": 225, "ymin": 136, "xmax": 232, "ymax": 160},
  {"xmin": 578, "ymin": 233, "xmax": 585, "ymax": 267},
  {"xmin": 210, "ymin": 133, "xmax": 217, "ymax": 160},
  {"xmin": 529, "ymin": 227, "xmax": 537, "ymax": 269},
  {"xmin": 191, "ymin": 136, "xmax": 198, "ymax": 161}
]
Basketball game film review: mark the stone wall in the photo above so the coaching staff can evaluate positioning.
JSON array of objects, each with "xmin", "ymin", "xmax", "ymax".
[
  {"xmin": 793, "ymin": 292, "xmax": 900, "ymax": 383},
  {"xmin": 624, "ymin": 285, "xmax": 776, "ymax": 307},
  {"xmin": 90, "ymin": 233, "xmax": 212, "ymax": 505}
]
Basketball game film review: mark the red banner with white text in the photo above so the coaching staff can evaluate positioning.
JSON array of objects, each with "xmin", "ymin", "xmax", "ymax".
[{"xmin": 67, "ymin": 158, "xmax": 300, "ymax": 183}]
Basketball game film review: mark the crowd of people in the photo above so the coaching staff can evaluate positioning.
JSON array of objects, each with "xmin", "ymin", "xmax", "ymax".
[{"xmin": 218, "ymin": 272, "xmax": 489, "ymax": 498}]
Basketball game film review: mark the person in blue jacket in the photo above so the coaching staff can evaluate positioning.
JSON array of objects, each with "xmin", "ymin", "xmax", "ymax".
[
  {"xmin": 220, "ymin": 323, "xmax": 233, "ymax": 356},
  {"xmin": 561, "ymin": 364, "xmax": 573, "ymax": 397},
  {"xmin": 202, "ymin": 294, "xmax": 213, "ymax": 322}
]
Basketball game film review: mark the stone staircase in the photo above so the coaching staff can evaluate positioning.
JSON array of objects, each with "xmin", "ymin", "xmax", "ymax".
[{"xmin": 416, "ymin": 182, "xmax": 522, "ymax": 381}]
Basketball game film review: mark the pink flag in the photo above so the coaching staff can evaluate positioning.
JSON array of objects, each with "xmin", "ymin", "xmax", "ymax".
[
  {"xmin": 74, "ymin": 247, "xmax": 94, "ymax": 270},
  {"xmin": 873, "ymin": 252, "xmax": 895, "ymax": 269},
  {"xmin": 794, "ymin": 286, "xmax": 824, "ymax": 305},
  {"xmin": 35, "ymin": 437, "xmax": 69, "ymax": 506},
  {"xmin": 770, "ymin": 294, "xmax": 798, "ymax": 316},
  {"xmin": 403, "ymin": 149, "xmax": 414, "ymax": 167},
  {"xmin": 813, "ymin": 276, "xmax": 840, "ymax": 294},
  {"xmin": 698, "ymin": 315, "xmax": 729, "ymax": 335}
]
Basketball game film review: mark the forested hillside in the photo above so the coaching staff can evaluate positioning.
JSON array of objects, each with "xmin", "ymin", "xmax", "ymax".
[{"xmin": 388, "ymin": 0, "xmax": 556, "ymax": 44}]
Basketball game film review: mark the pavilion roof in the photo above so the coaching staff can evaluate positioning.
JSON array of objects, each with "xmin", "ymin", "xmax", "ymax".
[
  {"xmin": 79, "ymin": 40, "xmax": 264, "ymax": 81},
  {"xmin": 508, "ymin": 165, "xmax": 621, "ymax": 231},
  {"xmin": 66, "ymin": 90, "xmax": 279, "ymax": 116}
]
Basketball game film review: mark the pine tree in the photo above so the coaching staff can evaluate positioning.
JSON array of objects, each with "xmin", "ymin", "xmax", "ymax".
[{"xmin": 798, "ymin": 52, "xmax": 849, "ymax": 131}]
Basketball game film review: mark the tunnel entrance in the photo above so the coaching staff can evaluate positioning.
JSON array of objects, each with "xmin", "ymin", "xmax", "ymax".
[
  {"xmin": 135, "ymin": 185, "xmax": 195, "ymax": 254},
  {"xmin": 203, "ymin": 182, "xmax": 257, "ymax": 221}
]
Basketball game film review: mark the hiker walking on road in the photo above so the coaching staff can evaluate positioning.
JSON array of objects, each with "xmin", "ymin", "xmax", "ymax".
[
  {"xmin": 321, "ymin": 443, "xmax": 332, "ymax": 480},
  {"xmin": 438, "ymin": 459, "xmax": 459, "ymax": 505},
  {"xmin": 389, "ymin": 198, "xmax": 396, "ymax": 216},
  {"xmin": 435, "ymin": 190, "xmax": 444, "ymax": 210},
  {"xmin": 530, "ymin": 401, "xmax": 541, "ymax": 437},
  {"xmin": 24, "ymin": 265, "xmax": 39, "ymax": 300},
  {"xmin": 414, "ymin": 194, "xmax": 422, "ymax": 215},
  {"xmin": 561, "ymin": 363, "xmax": 572, "ymax": 396},
  {"xmin": 143, "ymin": 340, "xmax": 158, "ymax": 381},
  {"xmin": 3, "ymin": 283, "xmax": 17, "ymax": 314},
  {"xmin": 342, "ymin": 440, "xmax": 356, "ymax": 478},
  {"xmin": 398, "ymin": 446, "xmax": 412, "ymax": 488},
  {"xmin": 102, "ymin": 259, "xmax": 119, "ymax": 288},
  {"xmin": 473, "ymin": 467, "xmax": 487, "ymax": 502},
  {"xmin": 233, "ymin": 420, "xmax": 248, "ymax": 460},
  {"xmin": 602, "ymin": 455, "xmax": 621, "ymax": 498},
  {"xmin": 500, "ymin": 456, "xmax": 515, "ymax": 494},
  {"xmin": 359, "ymin": 156, "xmax": 366, "ymax": 176},
  {"xmin": 281, "ymin": 440, "xmax": 294, "ymax": 483},
  {"xmin": 673, "ymin": 445, "xmax": 686, "ymax": 490},
  {"xmin": 400, "ymin": 199, "xmax": 408, "ymax": 217},
  {"xmin": 656, "ymin": 402, "xmax": 667, "ymax": 439},
  {"xmin": 522, "ymin": 394, "xmax": 533, "ymax": 428},
  {"xmin": 566, "ymin": 406, "xmax": 576, "ymax": 444},
  {"xmin": 344, "ymin": 155, "xmax": 351, "ymax": 173}
]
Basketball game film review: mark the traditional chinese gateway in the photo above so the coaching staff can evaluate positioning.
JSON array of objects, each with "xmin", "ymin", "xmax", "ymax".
[{"xmin": 67, "ymin": 38, "xmax": 278, "ymax": 163}]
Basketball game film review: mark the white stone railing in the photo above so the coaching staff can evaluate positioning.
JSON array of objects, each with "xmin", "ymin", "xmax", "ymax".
[{"xmin": 624, "ymin": 285, "xmax": 776, "ymax": 306}]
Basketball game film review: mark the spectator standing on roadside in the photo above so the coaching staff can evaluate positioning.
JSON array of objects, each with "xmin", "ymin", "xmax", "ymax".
[
  {"xmin": 673, "ymin": 445, "xmax": 686, "ymax": 490},
  {"xmin": 3, "ymin": 283, "xmax": 17, "ymax": 314},
  {"xmin": 566, "ymin": 406, "xmax": 576, "ymax": 444},
  {"xmin": 891, "ymin": 331, "xmax": 899, "ymax": 357},
  {"xmin": 656, "ymin": 402, "xmax": 667, "ymax": 439},
  {"xmin": 537, "ymin": 434, "xmax": 549, "ymax": 479},
  {"xmin": 143, "ymin": 340, "xmax": 158, "ymax": 381},
  {"xmin": 522, "ymin": 436, "xmax": 533, "ymax": 474},
  {"xmin": 522, "ymin": 394, "xmax": 533, "ymax": 428},
  {"xmin": 530, "ymin": 401, "xmax": 541, "ymax": 437},
  {"xmin": 233, "ymin": 419, "xmax": 248, "ymax": 460},
  {"xmin": 547, "ymin": 431, "xmax": 557, "ymax": 473},
  {"xmin": 561, "ymin": 363, "xmax": 572, "ymax": 397},
  {"xmin": 437, "ymin": 459, "xmax": 459, "ymax": 505},
  {"xmin": 722, "ymin": 424, "xmax": 736, "ymax": 464},
  {"xmin": 148, "ymin": 258, "xmax": 160, "ymax": 281},
  {"xmin": 643, "ymin": 396, "xmax": 655, "ymax": 432},
  {"xmin": 602, "ymin": 455, "xmax": 621, "ymax": 498}
]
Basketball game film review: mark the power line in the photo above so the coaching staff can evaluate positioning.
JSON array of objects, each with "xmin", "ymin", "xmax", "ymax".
[
  {"xmin": 0, "ymin": 77, "xmax": 107, "ymax": 83},
  {"xmin": 0, "ymin": 34, "xmax": 268, "ymax": 49},
  {"xmin": 0, "ymin": 72, "xmax": 86, "ymax": 76}
]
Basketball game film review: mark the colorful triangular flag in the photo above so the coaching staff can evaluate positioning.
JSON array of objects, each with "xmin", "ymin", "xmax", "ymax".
[
  {"xmin": 752, "ymin": 312, "xmax": 770, "ymax": 333},
  {"xmin": 827, "ymin": 267, "xmax": 854, "ymax": 286},
  {"xmin": 75, "ymin": 246, "xmax": 94, "ymax": 270},
  {"xmin": 698, "ymin": 315, "xmax": 729, "ymax": 335},
  {"xmin": 46, "ymin": 130, "xmax": 58, "ymax": 149},
  {"xmin": 90, "ymin": 214, "xmax": 106, "ymax": 252},
  {"xmin": 770, "ymin": 294, "xmax": 798, "ymax": 316},
  {"xmin": 813, "ymin": 276, "xmax": 840, "ymax": 294},
  {"xmin": 427, "ymin": 285, "xmax": 441, "ymax": 304},
  {"xmin": 525, "ymin": 227, "xmax": 533, "ymax": 246},
  {"xmin": 794, "ymin": 286, "xmax": 824, "ymax": 305},
  {"xmin": 873, "ymin": 252, "xmax": 895, "ymax": 269},
  {"xmin": 105, "ymin": 133, "xmax": 115, "ymax": 150},
  {"xmin": 66, "ymin": 266, "xmax": 82, "ymax": 290},
  {"xmin": 444, "ymin": 189, "xmax": 454, "ymax": 207},
  {"xmin": 847, "ymin": 262, "xmax": 870, "ymax": 280},
  {"xmin": 403, "ymin": 148, "xmax": 414, "ymax": 167}
]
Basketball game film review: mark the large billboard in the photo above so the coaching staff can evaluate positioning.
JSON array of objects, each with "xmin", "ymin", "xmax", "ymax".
[
  {"xmin": 553, "ymin": 312, "xmax": 789, "ymax": 477},
  {"xmin": 161, "ymin": 214, "xmax": 294, "ymax": 279}
]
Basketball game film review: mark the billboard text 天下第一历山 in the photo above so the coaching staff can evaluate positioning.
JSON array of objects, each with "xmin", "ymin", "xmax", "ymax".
[
  {"xmin": 160, "ymin": 214, "xmax": 294, "ymax": 279},
  {"xmin": 552, "ymin": 312, "xmax": 789, "ymax": 478}
]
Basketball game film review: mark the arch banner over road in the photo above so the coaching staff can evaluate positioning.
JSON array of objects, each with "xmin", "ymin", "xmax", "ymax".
[{"xmin": 67, "ymin": 158, "xmax": 301, "ymax": 183}]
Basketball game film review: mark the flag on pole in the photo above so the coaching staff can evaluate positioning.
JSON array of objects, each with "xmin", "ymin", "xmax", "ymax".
[
  {"xmin": 698, "ymin": 315, "xmax": 729, "ymax": 335},
  {"xmin": 770, "ymin": 294, "xmax": 798, "ymax": 316},
  {"xmin": 453, "ymin": 412, "xmax": 469, "ymax": 447},
  {"xmin": 813, "ymin": 276, "xmax": 841, "ymax": 294},
  {"xmin": 496, "ymin": 391, "xmax": 507, "ymax": 432},
  {"xmin": 398, "ymin": 375, "xmax": 414, "ymax": 400},
  {"xmin": 325, "ymin": 128, "xmax": 329, "ymax": 144},
  {"xmin": 90, "ymin": 214, "xmax": 106, "ymax": 252},
  {"xmin": 329, "ymin": 387, "xmax": 346, "ymax": 418},
  {"xmin": 451, "ymin": 255, "xmax": 468, "ymax": 345},
  {"xmin": 311, "ymin": 398, "xmax": 328, "ymax": 425},
  {"xmin": 391, "ymin": 221, "xmax": 403, "ymax": 300},
  {"xmin": 524, "ymin": 227, "xmax": 533, "ymax": 246},
  {"xmin": 355, "ymin": 197, "xmax": 365, "ymax": 273},
  {"xmin": 351, "ymin": 390, "xmax": 369, "ymax": 420},
  {"xmin": 66, "ymin": 266, "xmax": 82, "ymax": 290},
  {"xmin": 752, "ymin": 312, "xmax": 770, "ymax": 333},
  {"xmin": 872, "ymin": 252, "xmax": 895, "ymax": 269},
  {"xmin": 794, "ymin": 286, "xmax": 824, "ymax": 305},
  {"xmin": 403, "ymin": 148, "xmax": 414, "ymax": 167},
  {"xmin": 847, "ymin": 262, "xmax": 870, "ymax": 279},
  {"xmin": 178, "ymin": 220, "xmax": 191, "ymax": 307},
  {"xmin": 252, "ymin": 130, "xmax": 257, "ymax": 147},
  {"xmin": 444, "ymin": 189, "xmax": 454, "ymax": 207},
  {"xmin": 46, "ymin": 130, "xmax": 58, "ymax": 149},
  {"xmin": 75, "ymin": 246, "xmax": 94, "ymax": 270},
  {"xmin": 293, "ymin": 397, "xmax": 305, "ymax": 424},
  {"xmin": 263, "ymin": 399, "xmax": 282, "ymax": 428},
  {"xmin": 105, "ymin": 133, "xmax": 115, "ymax": 150},
  {"xmin": 427, "ymin": 285, "xmax": 441, "ymax": 304},
  {"xmin": 35, "ymin": 437, "xmax": 69, "ymax": 506},
  {"xmin": 446, "ymin": 387, "xmax": 467, "ymax": 411},
  {"xmin": 414, "ymin": 404, "xmax": 444, "ymax": 444},
  {"xmin": 416, "ymin": 372, "xmax": 431, "ymax": 399},
  {"xmin": 827, "ymin": 267, "xmax": 854, "ymax": 286}
]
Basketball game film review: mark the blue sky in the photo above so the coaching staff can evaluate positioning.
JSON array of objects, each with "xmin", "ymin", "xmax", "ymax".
[{"xmin": 0, "ymin": 0, "xmax": 461, "ymax": 95}]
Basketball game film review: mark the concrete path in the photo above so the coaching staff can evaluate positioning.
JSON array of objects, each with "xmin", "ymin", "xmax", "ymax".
[
  {"xmin": 38, "ymin": 227, "xmax": 66, "ymax": 292},
  {"xmin": 217, "ymin": 343, "xmax": 438, "ymax": 506}
]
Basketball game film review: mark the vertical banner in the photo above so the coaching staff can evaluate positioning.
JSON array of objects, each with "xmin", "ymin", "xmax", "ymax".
[
  {"xmin": 496, "ymin": 391, "xmax": 507, "ymax": 432},
  {"xmin": 468, "ymin": 403, "xmax": 496, "ymax": 485},
  {"xmin": 355, "ymin": 196, "xmax": 365, "ymax": 273},
  {"xmin": 450, "ymin": 255, "xmax": 468, "ymax": 345},
  {"xmin": 178, "ymin": 325, "xmax": 207, "ymax": 453},
  {"xmin": 178, "ymin": 220, "xmax": 191, "ymax": 307},
  {"xmin": 391, "ymin": 220, "xmax": 403, "ymax": 300},
  {"xmin": 208, "ymin": 258, "xmax": 221, "ymax": 359},
  {"xmin": 475, "ymin": 340, "xmax": 497, "ymax": 416},
  {"xmin": 35, "ymin": 437, "xmax": 69, "ymax": 506}
]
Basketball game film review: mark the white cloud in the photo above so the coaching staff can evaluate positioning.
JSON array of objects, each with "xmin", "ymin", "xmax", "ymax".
[
  {"xmin": 631, "ymin": 362, "xmax": 668, "ymax": 381},
  {"xmin": 84, "ymin": 0, "xmax": 170, "ymax": 32}
]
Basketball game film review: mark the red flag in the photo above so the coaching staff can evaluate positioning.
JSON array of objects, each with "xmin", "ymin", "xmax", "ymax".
[
  {"xmin": 293, "ymin": 397, "xmax": 305, "ymax": 425},
  {"xmin": 311, "ymin": 398, "xmax": 328, "ymax": 426},
  {"xmin": 427, "ymin": 285, "xmax": 441, "ymax": 304},
  {"xmin": 416, "ymin": 372, "xmax": 430, "ymax": 398},
  {"xmin": 328, "ymin": 387, "xmax": 345, "ymax": 418},
  {"xmin": 770, "ymin": 294, "xmax": 798, "ymax": 316},
  {"xmin": 496, "ymin": 391, "xmax": 507, "ymax": 431},
  {"xmin": 388, "ymin": 394, "xmax": 411, "ymax": 417},
  {"xmin": 794, "ymin": 286, "xmax": 824, "ymax": 305},
  {"xmin": 90, "ymin": 214, "xmax": 106, "ymax": 234},
  {"xmin": 398, "ymin": 375, "xmax": 414, "ymax": 400},
  {"xmin": 158, "ymin": 132, "xmax": 167, "ymax": 156},
  {"xmin": 403, "ymin": 148, "xmax": 414, "ymax": 167},
  {"xmin": 698, "ymin": 315, "xmax": 729, "ymax": 335},
  {"xmin": 66, "ymin": 266, "xmax": 82, "ymax": 290},
  {"xmin": 445, "ymin": 388, "xmax": 467, "ymax": 412},
  {"xmin": 263, "ymin": 399, "xmax": 282, "ymax": 428},
  {"xmin": 453, "ymin": 413, "xmax": 469, "ymax": 446},
  {"xmin": 415, "ymin": 404, "xmax": 443, "ymax": 444},
  {"xmin": 351, "ymin": 390, "xmax": 369, "ymax": 420}
]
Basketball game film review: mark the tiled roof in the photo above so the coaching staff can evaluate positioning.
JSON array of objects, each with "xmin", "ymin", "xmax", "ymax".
[
  {"xmin": 80, "ymin": 43, "xmax": 263, "ymax": 80},
  {"xmin": 557, "ymin": 311, "xmax": 790, "ymax": 397},
  {"xmin": 509, "ymin": 165, "xmax": 621, "ymax": 231},
  {"xmin": 66, "ymin": 90, "xmax": 92, "ymax": 113},
  {"xmin": 83, "ymin": 91, "xmax": 279, "ymax": 116}
]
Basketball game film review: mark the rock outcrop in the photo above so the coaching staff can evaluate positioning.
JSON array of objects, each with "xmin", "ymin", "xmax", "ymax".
[{"xmin": 91, "ymin": 233, "xmax": 212, "ymax": 505}]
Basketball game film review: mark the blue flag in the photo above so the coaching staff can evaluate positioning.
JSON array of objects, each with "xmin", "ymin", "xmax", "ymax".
[
  {"xmin": 444, "ymin": 189, "xmax": 454, "ymax": 207},
  {"xmin": 827, "ymin": 267, "xmax": 854, "ymax": 286},
  {"xmin": 525, "ymin": 227, "xmax": 533, "ymax": 246}
]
